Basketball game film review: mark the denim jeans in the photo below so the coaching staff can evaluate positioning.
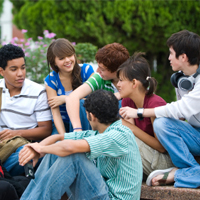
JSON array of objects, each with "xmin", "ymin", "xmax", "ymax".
[
  {"xmin": 3, "ymin": 145, "xmax": 25, "ymax": 176},
  {"xmin": 51, "ymin": 122, "xmax": 69, "ymax": 135},
  {"xmin": 154, "ymin": 117, "xmax": 200, "ymax": 188},
  {"xmin": 21, "ymin": 153, "xmax": 110, "ymax": 200}
]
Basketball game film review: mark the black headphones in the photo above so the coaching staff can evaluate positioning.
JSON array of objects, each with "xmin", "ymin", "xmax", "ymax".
[{"xmin": 170, "ymin": 65, "xmax": 200, "ymax": 91}]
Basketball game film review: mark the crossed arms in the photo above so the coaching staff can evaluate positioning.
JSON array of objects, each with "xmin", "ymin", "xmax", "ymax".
[{"xmin": 19, "ymin": 134, "xmax": 90, "ymax": 167}]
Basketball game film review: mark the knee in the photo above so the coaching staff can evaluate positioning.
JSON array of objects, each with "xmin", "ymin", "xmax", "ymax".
[
  {"xmin": 57, "ymin": 153, "xmax": 87, "ymax": 164},
  {"xmin": 153, "ymin": 117, "xmax": 171, "ymax": 138},
  {"xmin": 70, "ymin": 153, "xmax": 87, "ymax": 161},
  {"xmin": 154, "ymin": 118, "xmax": 167, "ymax": 131}
]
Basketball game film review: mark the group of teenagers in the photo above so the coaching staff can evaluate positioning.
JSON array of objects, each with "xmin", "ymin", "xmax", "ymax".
[{"xmin": 0, "ymin": 29, "xmax": 200, "ymax": 200}]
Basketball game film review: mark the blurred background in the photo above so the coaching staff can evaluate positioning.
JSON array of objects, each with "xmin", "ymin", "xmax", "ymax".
[{"xmin": 1, "ymin": 0, "xmax": 200, "ymax": 103}]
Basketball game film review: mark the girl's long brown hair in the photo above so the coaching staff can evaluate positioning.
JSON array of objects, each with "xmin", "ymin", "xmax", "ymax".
[{"xmin": 47, "ymin": 38, "xmax": 82, "ymax": 90}]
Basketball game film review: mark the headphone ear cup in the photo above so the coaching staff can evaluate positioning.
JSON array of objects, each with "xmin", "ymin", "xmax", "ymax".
[
  {"xmin": 170, "ymin": 72, "xmax": 184, "ymax": 88},
  {"xmin": 178, "ymin": 76, "xmax": 194, "ymax": 91}
]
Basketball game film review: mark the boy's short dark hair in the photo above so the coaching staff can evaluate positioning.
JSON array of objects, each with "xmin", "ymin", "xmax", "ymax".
[
  {"xmin": 84, "ymin": 90, "xmax": 119, "ymax": 125},
  {"xmin": 167, "ymin": 30, "xmax": 200, "ymax": 65},
  {"xmin": 0, "ymin": 44, "xmax": 25, "ymax": 70},
  {"xmin": 95, "ymin": 43, "xmax": 129, "ymax": 73}
]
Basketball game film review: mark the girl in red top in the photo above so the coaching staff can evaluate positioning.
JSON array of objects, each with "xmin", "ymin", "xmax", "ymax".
[{"xmin": 118, "ymin": 52, "xmax": 174, "ymax": 176}]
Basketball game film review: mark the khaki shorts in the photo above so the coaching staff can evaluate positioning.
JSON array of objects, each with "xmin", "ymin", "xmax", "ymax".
[{"xmin": 135, "ymin": 137, "xmax": 174, "ymax": 176}]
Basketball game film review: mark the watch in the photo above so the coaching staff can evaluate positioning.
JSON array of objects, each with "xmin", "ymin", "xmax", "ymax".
[{"xmin": 137, "ymin": 108, "xmax": 144, "ymax": 120}]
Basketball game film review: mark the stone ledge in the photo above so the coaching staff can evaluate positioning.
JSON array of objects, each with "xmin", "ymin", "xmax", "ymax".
[{"xmin": 141, "ymin": 183, "xmax": 200, "ymax": 200}]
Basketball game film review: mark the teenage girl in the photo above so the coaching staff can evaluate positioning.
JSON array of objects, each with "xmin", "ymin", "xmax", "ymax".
[
  {"xmin": 45, "ymin": 38, "xmax": 94, "ymax": 135},
  {"xmin": 118, "ymin": 52, "xmax": 174, "ymax": 176}
]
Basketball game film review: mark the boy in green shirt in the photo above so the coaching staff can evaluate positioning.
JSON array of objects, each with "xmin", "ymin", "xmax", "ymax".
[{"xmin": 48, "ymin": 43, "xmax": 129, "ymax": 131}]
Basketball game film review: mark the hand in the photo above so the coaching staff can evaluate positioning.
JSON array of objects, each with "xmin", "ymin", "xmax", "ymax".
[
  {"xmin": 48, "ymin": 95, "xmax": 66, "ymax": 108},
  {"xmin": 26, "ymin": 142, "xmax": 45, "ymax": 156},
  {"xmin": 19, "ymin": 145, "xmax": 40, "ymax": 167},
  {"xmin": 0, "ymin": 129, "xmax": 19, "ymax": 141},
  {"xmin": 119, "ymin": 107, "xmax": 138, "ymax": 119}
]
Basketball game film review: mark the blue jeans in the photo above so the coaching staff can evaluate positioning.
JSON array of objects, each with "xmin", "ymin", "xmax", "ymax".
[
  {"xmin": 69, "ymin": 99, "xmax": 92, "ymax": 132},
  {"xmin": 154, "ymin": 118, "xmax": 200, "ymax": 188},
  {"xmin": 51, "ymin": 122, "xmax": 69, "ymax": 135},
  {"xmin": 21, "ymin": 153, "xmax": 110, "ymax": 200},
  {"xmin": 3, "ymin": 145, "xmax": 25, "ymax": 176}
]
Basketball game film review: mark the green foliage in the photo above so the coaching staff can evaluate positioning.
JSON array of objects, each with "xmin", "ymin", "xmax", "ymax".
[
  {"xmin": 152, "ymin": 70, "xmax": 176, "ymax": 103},
  {"xmin": 75, "ymin": 43, "xmax": 97, "ymax": 63},
  {"xmin": 4, "ymin": 30, "xmax": 57, "ymax": 83},
  {"xmin": 0, "ymin": 0, "xmax": 3, "ymax": 15},
  {"xmin": 24, "ymin": 40, "xmax": 51, "ymax": 83},
  {"xmin": 1, "ymin": 29, "xmax": 97, "ymax": 83},
  {"xmin": 10, "ymin": 0, "xmax": 200, "ymax": 102}
]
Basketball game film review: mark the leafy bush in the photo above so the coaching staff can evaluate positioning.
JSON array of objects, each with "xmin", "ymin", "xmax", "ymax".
[
  {"xmin": 1, "ymin": 30, "xmax": 97, "ymax": 83},
  {"xmin": 75, "ymin": 43, "xmax": 98, "ymax": 63},
  {"xmin": 152, "ymin": 70, "xmax": 176, "ymax": 103}
]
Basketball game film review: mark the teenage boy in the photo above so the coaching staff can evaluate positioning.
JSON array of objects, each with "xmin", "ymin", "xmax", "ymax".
[
  {"xmin": 19, "ymin": 90, "xmax": 142, "ymax": 200},
  {"xmin": 119, "ymin": 30, "xmax": 200, "ymax": 188},
  {"xmin": 0, "ymin": 44, "xmax": 52, "ymax": 176},
  {"xmin": 49, "ymin": 43, "xmax": 129, "ymax": 131}
]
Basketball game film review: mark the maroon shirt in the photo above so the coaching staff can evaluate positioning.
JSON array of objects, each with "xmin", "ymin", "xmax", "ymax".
[{"xmin": 122, "ymin": 94, "xmax": 166, "ymax": 137}]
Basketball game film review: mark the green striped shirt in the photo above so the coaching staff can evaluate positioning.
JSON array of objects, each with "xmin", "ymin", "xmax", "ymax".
[
  {"xmin": 86, "ymin": 73, "xmax": 115, "ymax": 93},
  {"xmin": 64, "ymin": 120, "xmax": 142, "ymax": 200}
]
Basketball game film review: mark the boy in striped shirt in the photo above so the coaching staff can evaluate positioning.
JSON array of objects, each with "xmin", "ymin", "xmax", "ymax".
[
  {"xmin": 0, "ymin": 44, "xmax": 52, "ymax": 176},
  {"xmin": 19, "ymin": 90, "xmax": 142, "ymax": 200}
]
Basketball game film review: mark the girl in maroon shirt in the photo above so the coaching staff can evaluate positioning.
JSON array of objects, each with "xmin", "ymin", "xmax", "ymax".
[{"xmin": 117, "ymin": 52, "xmax": 174, "ymax": 176}]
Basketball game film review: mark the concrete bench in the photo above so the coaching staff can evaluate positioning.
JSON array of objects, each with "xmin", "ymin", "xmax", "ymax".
[
  {"xmin": 141, "ymin": 156, "xmax": 200, "ymax": 199},
  {"xmin": 141, "ymin": 183, "xmax": 200, "ymax": 200}
]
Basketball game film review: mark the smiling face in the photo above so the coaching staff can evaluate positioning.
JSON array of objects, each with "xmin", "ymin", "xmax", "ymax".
[
  {"xmin": 96, "ymin": 63, "xmax": 117, "ymax": 80},
  {"xmin": 55, "ymin": 54, "xmax": 76, "ymax": 73},
  {"xmin": 0, "ymin": 57, "xmax": 26, "ymax": 91},
  {"xmin": 117, "ymin": 73, "xmax": 134, "ymax": 98}
]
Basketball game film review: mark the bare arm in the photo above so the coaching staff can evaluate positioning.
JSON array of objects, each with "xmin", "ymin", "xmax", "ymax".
[
  {"xmin": 122, "ymin": 118, "xmax": 166, "ymax": 153},
  {"xmin": 0, "ymin": 120, "xmax": 52, "ymax": 141},
  {"xmin": 65, "ymin": 83, "xmax": 92, "ymax": 130},
  {"xmin": 39, "ymin": 139, "xmax": 90, "ymax": 157},
  {"xmin": 19, "ymin": 137, "xmax": 90, "ymax": 166},
  {"xmin": 119, "ymin": 107, "xmax": 156, "ymax": 119},
  {"xmin": 46, "ymin": 85, "xmax": 66, "ymax": 134}
]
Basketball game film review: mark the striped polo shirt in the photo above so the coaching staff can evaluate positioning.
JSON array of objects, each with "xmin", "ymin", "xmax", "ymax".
[
  {"xmin": 86, "ymin": 73, "xmax": 116, "ymax": 93},
  {"xmin": 64, "ymin": 120, "xmax": 143, "ymax": 199},
  {"xmin": 0, "ymin": 79, "xmax": 51, "ymax": 131}
]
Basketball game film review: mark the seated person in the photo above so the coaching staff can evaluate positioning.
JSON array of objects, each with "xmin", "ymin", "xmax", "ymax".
[
  {"xmin": 118, "ymin": 52, "xmax": 174, "ymax": 176},
  {"xmin": 0, "ymin": 181, "xmax": 19, "ymax": 200},
  {"xmin": 61, "ymin": 43, "xmax": 130, "ymax": 131},
  {"xmin": 0, "ymin": 164, "xmax": 30, "ymax": 200},
  {"xmin": 121, "ymin": 30, "xmax": 200, "ymax": 188},
  {"xmin": 45, "ymin": 38, "xmax": 94, "ymax": 134},
  {"xmin": 0, "ymin": 44, "xmax": 52, "ymax": 176},
  {"xmin": 19, "ymin": 90, "xmax": 143, "ymax": 200}
]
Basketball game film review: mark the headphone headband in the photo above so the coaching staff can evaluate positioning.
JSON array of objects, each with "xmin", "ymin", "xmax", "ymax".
[{"xmin": 193, "ymin": 64, "xmax": 200, "ymax": 78}]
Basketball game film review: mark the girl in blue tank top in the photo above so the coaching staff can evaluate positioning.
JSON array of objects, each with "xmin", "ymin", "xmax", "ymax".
[{"xmin": 44, "ymin": 38, "xmax": 94, "ymax": 134}]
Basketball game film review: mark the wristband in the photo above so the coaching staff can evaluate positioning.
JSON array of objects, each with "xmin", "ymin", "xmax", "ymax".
[
  {"xmin": 137, "ymin": 108, "xmax": 144, "ymax": 120},
  {"xmin": 73, "ymin": 128, "xmax": 82, "ymax": 131}
]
